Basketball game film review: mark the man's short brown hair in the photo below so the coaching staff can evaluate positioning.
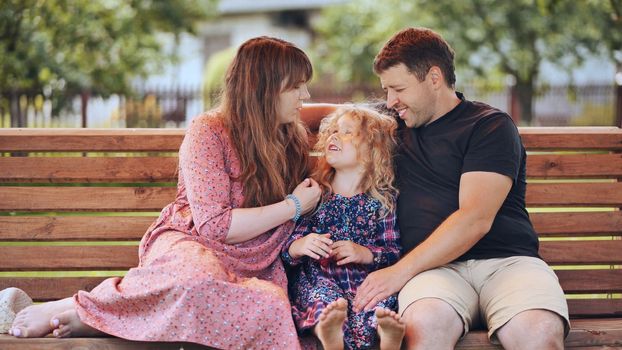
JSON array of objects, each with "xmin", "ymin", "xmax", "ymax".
[{"xmin": 374, "ymin": 27, "xmax": 456, "ymax": 87}]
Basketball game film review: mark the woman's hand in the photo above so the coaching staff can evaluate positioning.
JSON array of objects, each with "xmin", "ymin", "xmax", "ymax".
[
  {"xmin": 292, "ymin": 178, "xmax": 321, "ymax": 215},
  {"xmin": 330, "ymin": 241, "xmax": 373, "ymax": 265},
  {"xmin": 288, "ymin": 233, "xmax": 333, "ymax": 260}
]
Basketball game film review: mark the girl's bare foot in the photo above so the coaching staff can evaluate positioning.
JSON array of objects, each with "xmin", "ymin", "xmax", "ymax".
[
  {"xmin": 376, "ymin": 308, "xmax": 405, "ymax": 350},
  {"xmin": 50, "ymin": 309, "xmax": 102, "ymax": 338},
  {"xmin": 315, "ymin": 298, "xmax": 347, "ymax": 350},
  {"xmin": 9, "ymin": 297, "xmax": 73, "ymax": 338}
]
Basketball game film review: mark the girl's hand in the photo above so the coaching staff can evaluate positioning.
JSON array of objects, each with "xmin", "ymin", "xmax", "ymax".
[
  {"xmin": 288, "ymin": 233, "xmax": 332, "ymax": 260},
  {"xmin": 330, "ymin": 241, "xmax": 373, "ymax": 265},
  {"xmin": 292, "ymin": 178, "xmax": 321, "ymax": 215}
]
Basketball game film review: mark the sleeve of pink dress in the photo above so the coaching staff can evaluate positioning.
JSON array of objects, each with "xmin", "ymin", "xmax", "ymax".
[{"xmin": 179, "ymin": 115, "xmax": 233, "ymax": 243}]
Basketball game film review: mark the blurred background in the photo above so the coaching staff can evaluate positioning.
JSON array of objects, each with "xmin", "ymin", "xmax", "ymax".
[{"xmin": 1, "ymin": 0, "xmax": 621, "ymax": 128}]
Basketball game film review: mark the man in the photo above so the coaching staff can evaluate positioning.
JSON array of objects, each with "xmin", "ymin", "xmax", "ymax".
[{"xmin": 352, "ymin": 27, "xmax": 569, "ymax": 349}]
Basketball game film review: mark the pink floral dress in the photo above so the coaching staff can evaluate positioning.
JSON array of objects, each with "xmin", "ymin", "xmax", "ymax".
[{"xmin": 72, "ymin": 112, "xmax": 302, "ymax": 349}]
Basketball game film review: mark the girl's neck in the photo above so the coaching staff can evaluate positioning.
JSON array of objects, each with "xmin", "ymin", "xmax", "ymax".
[{"xmin": 331, "ymin": 169, "xmax": 364, "ymax": 197}]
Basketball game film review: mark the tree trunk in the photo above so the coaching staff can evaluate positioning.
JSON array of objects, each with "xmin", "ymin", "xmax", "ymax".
[
  {"xmin": 9, "ymin": 91, "xmax": 22, "ymax": 128},
  {"xmin": 514, "ymin": 79, "xmax": 535, "ymax": 126}
]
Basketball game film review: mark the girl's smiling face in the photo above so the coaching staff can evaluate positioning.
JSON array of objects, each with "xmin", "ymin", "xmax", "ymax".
[{"xmin": 325, "ymin": 114, "xmax": 366, "ymax": 172}]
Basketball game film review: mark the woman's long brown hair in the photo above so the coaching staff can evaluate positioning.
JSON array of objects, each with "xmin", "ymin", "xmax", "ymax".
[{"xmin": 220, "ymin": 36, "xmax": 312, "ymax": 208}]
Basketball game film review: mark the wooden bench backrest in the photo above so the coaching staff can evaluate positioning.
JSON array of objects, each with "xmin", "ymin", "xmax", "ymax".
[{"xmin": 0, "ymin": 125, "xmax": 621, "ymax": 319}]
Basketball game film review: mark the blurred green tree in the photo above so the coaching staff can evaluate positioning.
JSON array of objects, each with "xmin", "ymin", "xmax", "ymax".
[
  {"xmin": 314, "ymin": 0, "xmax": 621, "ymax": 124},
  {"xmin": 0, "ymin": 0, "xmax": 216, "ymax": 125}
]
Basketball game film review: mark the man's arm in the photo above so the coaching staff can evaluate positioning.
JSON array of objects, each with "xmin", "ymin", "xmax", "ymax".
[{"xmin": 353, "ymin": 170, "xmax": 513, "ymax": 312}]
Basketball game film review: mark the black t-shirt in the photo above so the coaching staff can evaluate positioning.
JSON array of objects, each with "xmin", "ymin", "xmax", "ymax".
[{"xmin": 391, "ymin": 93, "xmax": 539, "ymax": 260}]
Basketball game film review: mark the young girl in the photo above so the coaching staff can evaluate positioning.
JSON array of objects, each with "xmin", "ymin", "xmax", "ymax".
[{"xmin": 282, "ymin": 106, "xmax": 405, "ymax": 350}]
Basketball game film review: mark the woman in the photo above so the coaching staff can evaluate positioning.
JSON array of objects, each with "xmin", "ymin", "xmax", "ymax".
[{"xmin": 9, "ymin": 36, "xmax": 321, "ymax": 349}]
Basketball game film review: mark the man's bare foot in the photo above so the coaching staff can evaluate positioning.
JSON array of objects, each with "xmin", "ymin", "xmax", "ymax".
[
  {"xmin": 376, "ymin": 308, "xmax": 405, "ymax": 350},
  {"xmin": 50, "ymin": 309, "xmax": 103, "ymax": 338},
  {"xmin": 9, "ymin": 297, "xmax": 73, "ymax": 338},
  {"xmin": 314, "ymin": 298, "xmax": 347, "ymax": 350}
]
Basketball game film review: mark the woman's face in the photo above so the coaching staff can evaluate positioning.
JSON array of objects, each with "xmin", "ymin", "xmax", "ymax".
[{"xmin": 276, "ymin": 81, "xmax": 311, "ymax": 124}]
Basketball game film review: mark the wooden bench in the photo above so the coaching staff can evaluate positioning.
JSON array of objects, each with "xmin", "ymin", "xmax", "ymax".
[{"xmin": 0, "ymin": 123, "xmax": 621, "ymax": 349}]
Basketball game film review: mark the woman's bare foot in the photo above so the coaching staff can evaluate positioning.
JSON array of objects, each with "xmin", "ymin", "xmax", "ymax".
[
  {"xmin": 50, "ymin": 309, "xmax": 103, "ymax": 338},
  {"xmin": 315, "ymin": 298, "xmax": 347, "ymax": 350},
  {"xmin": 376, "ymin": 308, "xmax": 405, "ymax": 350},
  {"xmin": 9, "ymin": 297, "xmax": 74, "ymax": 338}
]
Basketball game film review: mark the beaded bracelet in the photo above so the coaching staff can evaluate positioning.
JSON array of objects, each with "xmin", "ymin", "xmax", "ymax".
[{"xmin": 285, "ymin": 194, "xmax": 302, "ymax": 222}]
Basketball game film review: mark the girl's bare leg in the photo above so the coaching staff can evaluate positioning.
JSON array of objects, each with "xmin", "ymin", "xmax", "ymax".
[
  {"xmin": 9, "ymin": 297, "xmax": 73, "ymax": 338},
  {"xmin": 314, "ymin": 298, "xmax": 348, "ymax": 350},
  {"xmin": 376, "ymin": 307, "xmax": 405, "ymax": 350}
]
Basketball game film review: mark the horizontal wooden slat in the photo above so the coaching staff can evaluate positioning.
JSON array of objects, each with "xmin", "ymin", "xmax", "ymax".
[
  {"xmin": 519, "ymin": 127, "xmax": 622, "ymax": 150},
  {"xmin": 0, "ymin": 157, "xmax": 178, "ymax": 183},
  {"xmin": 0, "ymin": 246, "xmax": 138, "ymax": 270},
  {"xmin": 456, "ymin": 318, "xmax": 622, "ymax": 349},
  {"xmin": 555, "ymin": 269, "xmax": 622, "ymax": 293},
  {"xmin": 568, "ymin": 299, "xmax": 622, "ymax": 318},
  {"xmin": 540, "ymin": 240, "xmax": 622, "ymax": 265},
  {"xmin": 531, "ymin": 211, "xmax": 622, "ymax": 236},
  {"xmin": 0, "ymin": 216, "xmax": 154, "ymax": 241},
  {"xmin": 526, "ymin": 154, "xmax": 622, "ymax": 178},
  {"xmin": 0, "ymin": 277, "xmax": 109, "ymax": 301},
  {"xmin": 526, "ymin": 182, "xmax": 622, "ymax": 206},
  {"xmin": 2, "ymin": 183, "xmax": 620, "ymax": 212},
  {"xmin": 1, "ymin": 127, "xmax": 620, "ymax": 152},
  {"xmin": 0, "ymin": 128, "xmax": 184, "ymax": 152},
  {"xmin": 0, "ymin": 334, "xmax": 210, "ymax": 350},
  {"xmin": 0, "ymin": 187, "xmax": 176, "ymax": 211}
]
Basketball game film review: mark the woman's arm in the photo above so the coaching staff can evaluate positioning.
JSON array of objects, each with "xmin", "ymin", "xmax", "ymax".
[
  {"xmin": 226, "ymin": 178, "xmax": 320, "ymax": 244},
  {"xmin": 180, "ymin": 117, "xmax": 320, "ymax": 245}
]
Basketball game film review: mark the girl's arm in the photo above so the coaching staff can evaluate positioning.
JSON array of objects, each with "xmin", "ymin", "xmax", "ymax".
[{"xmin": 281, "ymin": 216, "xmax": 312, "ymax": 266}]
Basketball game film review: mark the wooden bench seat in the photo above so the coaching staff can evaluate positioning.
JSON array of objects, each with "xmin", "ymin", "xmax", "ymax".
[{"xmin": 0, "ymin": 125, "xmax": 621, "ymax": 349}]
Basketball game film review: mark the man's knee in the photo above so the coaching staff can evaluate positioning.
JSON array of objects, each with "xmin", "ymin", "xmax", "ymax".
[
  {"xmin": 496, "ymin": 310, "xmax": 565, "ymax": 350},
  {"xmin": 401, "ymin": 298, "xmax": 463, "ymax": 349}
]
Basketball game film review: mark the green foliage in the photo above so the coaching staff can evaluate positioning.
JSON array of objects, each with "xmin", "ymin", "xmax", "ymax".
[
  {"xmin": 571, "ymin": 102, "xmax": 616, "ymax": 126},
  {"xmin": 313, "ymin": 0, "xmax": 619, "ymax": 124},
  {"xmin": 202, "ymin": 46, "xmax": 236, "ymax": 109},
  {"xmin": 0, "ymin": 0, "xmax": 216, "ymax": 97}
]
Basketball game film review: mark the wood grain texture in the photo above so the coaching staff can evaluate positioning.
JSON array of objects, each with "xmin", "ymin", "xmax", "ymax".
[
  {"xmin": 530, "ymin": 211, "xmax": 622, "ymax": 236},
  {"xmin": 0, "ymin": 187, "xmax": 176, "ymax": 211},
  {"xmin": 0, "ymin": 335, "xmax": 211, "ymax": 349},
  {"xmin": 0, "ymin": 277, "xmax": 109, "ymax": 301},
  {"xmin": 3, "ymin": 183, "xmax": 621, "ymax": 212},
  {"xmin": 540, "ymin": 240, "xmax": 622, "ymax": 264},
  {"xmin": 0, "ymin": 128, "xmax": 184, "ymax": 152},
  {"xmin": 526, "ymin": 183, "xmax": 622, "ymax": 206},
  {"xmin": 0, "ymin": 246, "xmax": 138, "ymax": 271},
  {"xmin": 526, "ymin": 154, "xmax": 622, "ymax": 178},
  {"xmin": 555, "ymin": 269, "xmax": 622, "ymax": 293},
  {"xmin": 0, "ymin": 216, "xmax": 154, "ymax": 241},
  {"xmin": 519, "ymin": 127, "xmax": 622, "ymax": 150},
  {"xmin": 0, "ymin": 157, "xmax": 178, "ymax": 183}
]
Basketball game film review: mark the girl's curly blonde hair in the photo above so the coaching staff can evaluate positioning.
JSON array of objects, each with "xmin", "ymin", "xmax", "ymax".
[{"xmin": 312, "ymin": 105, "xmax": 398, "ymax": 215}]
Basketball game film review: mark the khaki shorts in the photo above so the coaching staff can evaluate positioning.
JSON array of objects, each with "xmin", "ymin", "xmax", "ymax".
[{"xmin": 398, "ymin": 256, "xmax": 570, "ymax": 342}]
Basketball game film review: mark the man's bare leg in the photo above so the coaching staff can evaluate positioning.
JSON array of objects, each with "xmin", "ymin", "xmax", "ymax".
[{"xmin": 402, "ymin": 298, "xmax": 463, "ymax": 350}]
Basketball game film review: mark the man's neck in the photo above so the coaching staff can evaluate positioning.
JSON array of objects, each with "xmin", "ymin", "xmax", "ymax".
[{"xmin": 428, "ymin": 89, "xmax": 462, "ymax": 125}]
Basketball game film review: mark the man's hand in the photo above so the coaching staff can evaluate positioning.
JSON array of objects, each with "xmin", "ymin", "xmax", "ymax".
[
  {"xmin": 353, "ymin": 264, "xmax": 409, "ymax": 313},
  {"xmin": 331, "ymin": 240, "xmax": 373, "ymax": 265}
]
